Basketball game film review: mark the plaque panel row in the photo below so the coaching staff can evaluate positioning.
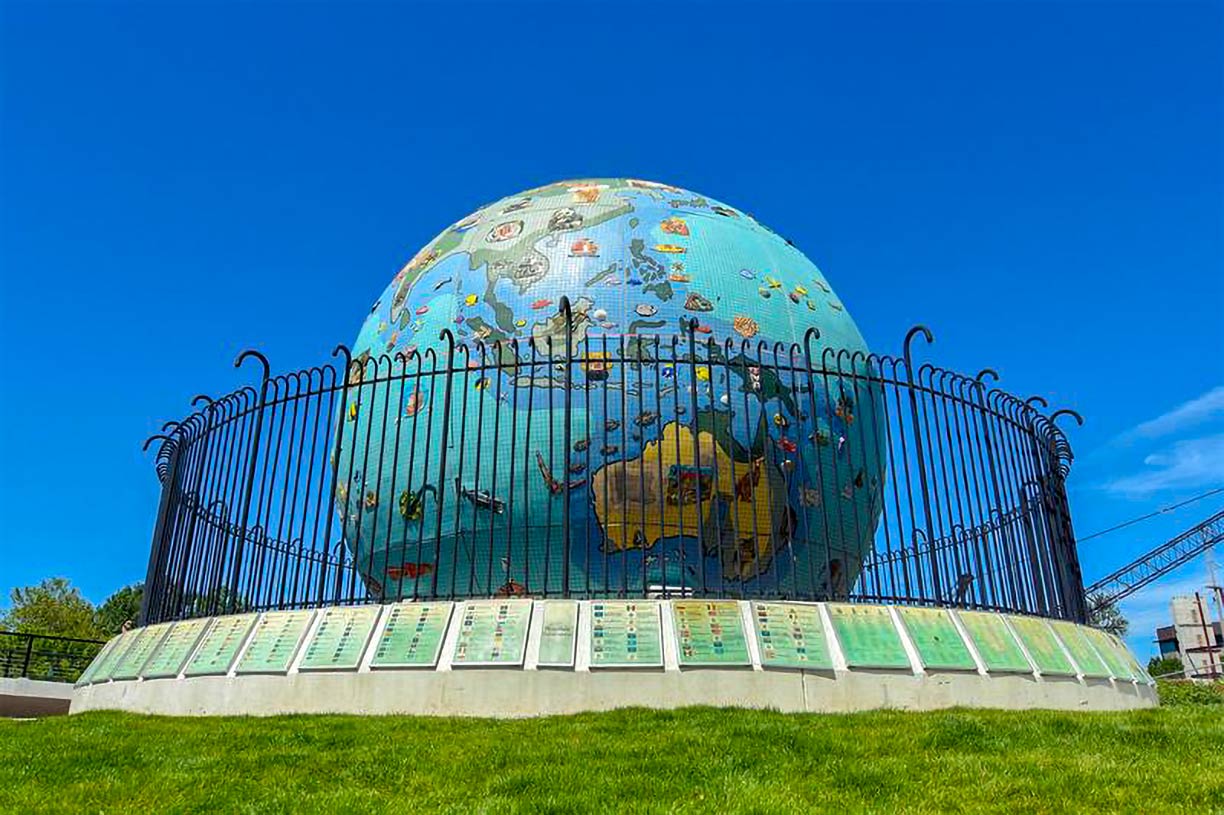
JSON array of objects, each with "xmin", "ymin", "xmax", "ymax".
[{"xmin": 77, "ymin": 601, "xmax": 1153, "ymax": 685}]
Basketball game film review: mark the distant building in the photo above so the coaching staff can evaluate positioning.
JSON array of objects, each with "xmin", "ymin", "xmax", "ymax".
[{"xmin": 1154, "ymin": 593, "xmax": 1222, "ymax": 678}]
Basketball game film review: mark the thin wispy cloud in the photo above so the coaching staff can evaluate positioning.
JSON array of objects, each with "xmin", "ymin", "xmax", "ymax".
[
  {"xmin": 1122, "ymin": 385, "xmax": 1224, "ymax": 442},
  {"xmin": 1086, "ymin": 384, "xmax": 1224, "ymax": 494},
  {"xmin": 1102, "ymin": 434, "xmax": 1224, "ymax": 496}
]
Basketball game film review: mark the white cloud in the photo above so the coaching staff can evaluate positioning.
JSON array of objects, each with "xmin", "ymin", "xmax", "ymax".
[
  {"xmin": 1102, "ymin": 434, "xmax": 1224, "ymax": 497},
  {"xmin": 1125, "ymin": 385, "xmax": 1224, "ymax": 441},
  {"xmin": 1079, "ymin": 384, "xmax": 1224, "ymax": 470}
]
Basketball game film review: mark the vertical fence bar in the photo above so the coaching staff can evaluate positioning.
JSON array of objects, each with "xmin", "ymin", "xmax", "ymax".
[
  {"xmin": 20, "ymin": 633, "xmax": 34, "ymax": 678},
  {"xmin": 560, "ymin": 297, "xmax": 574, "ymax": 597},
  {"xmin": 228, "ymin": 350, "xmax": 272, "ymax": 613},
  {"xmin": 900, "ymin": 326, "xmax": 941, "ymax": 603}
]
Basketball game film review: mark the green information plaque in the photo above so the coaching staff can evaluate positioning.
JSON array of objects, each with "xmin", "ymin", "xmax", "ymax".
[
  {"xmin": 235, "ymin": 610, "xmax": 316, "ymax": 675},
  {"xmin": 75, "ymin": 634, "xmax": 127, "ymax": 686},
  {"xmin": 1005, "ymin": 615, "xmax": 1076, "ymax": 677},
  {"xmin": 897, "ymin": 607, "xmax": 976, "ymax": 671},
  {"xmin": 956, "ymin": 611, "xmax": 1032, "ymax": 673},
  {"xmin": 369, "ymin": 602, "xmax": 453, "ymax": 669},
  {"xmin": 827, "ymin": 604, "xmax": 911, "ymax": 670},
  {"xmin": 1080, "ymin": 626, "xmax": 1134, "ymax": 681},
  {"xmin": 590, "ymin": 601, "xmax": 663, "ymax": 668},
  {"xmin": 1111, "ymin": 633, "xmax": 1153, "ymax": 684},
  {"xmin": 537, "ymin": 601, "xmax": 578, "ymax": 668},
  {"xmin": 184, "ymin": 613, "xmax": 259, "ymax": 676},
  {"xmin": 110, "ymin": 624, "xmax": 172, "ymax": 681},
  {"xmin": 451, "ymin": 599, "xmax": 532, "ymax": 667},
  {"xmin": 672, "ymin": 600, "xmax": 751, "ymax": 666},
  {"xmin": 751, "ymin": 602, "xmax": 833, "ymax": 670},
  {"xmin": 299, "ymin": 605, "xmax": 381, "ymax": 672},
  {"xmin": 140, "ymin": 618, "xmax": 214, "ymax": 679},
  {"xmin": 1049, "ymin": 621, "xmax": 1111, "ymax": 679}
]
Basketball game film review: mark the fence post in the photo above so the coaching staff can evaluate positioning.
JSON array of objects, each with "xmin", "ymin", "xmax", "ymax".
[
  {"xmin": 139, "ymin": 435, "xmax": 184, "ymax": 625},
  {"xmin": 683, "ymin": 318, "xmax": 707, "ymax": 595},
  {"xmin": 1017, "ymin": 399, "xmax": 1058, "ymax": 617},
  {"xmin": 559, "ymin": 297, "xmax": 574, "ymax": 597},
  {"xmin": 20, "ymin": 634, "xmax": 34, "ymax": 679},
  {"xmin": 800, "ymin": 328, "xmax": 825, "ymax": 598},
  {"xmin": 1049, "ymin": 409, "xmax": 1086, "ymax": 622},
  {"xmin": 229, "ymin": 350, "xmax": 272, "ymax": 612},
  {"xmin": 901, "ymin": 326, "xmax": 942, "ymax": 602},
  {"xmin": 321, "ymin": 345, "xmax": 353, "ymax": 606},
  {"xmin": 169, "ymin": 397, "xmax": 217, "ymax": 617},
  {"xmin": 1018, "ymin": 406, "xmax": 1057, "ymax": 616},
  {"xmin": 432, "ymin": 330, "xmax": 457, "ymax": 599}
]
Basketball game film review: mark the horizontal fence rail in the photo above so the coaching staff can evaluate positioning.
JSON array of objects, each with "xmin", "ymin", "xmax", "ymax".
[
  {"xmin": 0, "ymin": 631, "xmax": 106, "ymax": 683},
  {"xmin": 140, "ymin": 318, "xmax": 1087, "ymax": 625}
]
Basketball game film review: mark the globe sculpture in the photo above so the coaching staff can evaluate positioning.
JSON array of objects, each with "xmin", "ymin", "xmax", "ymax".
[{"xmin": 336, "ymin": 179, "xmax": 884, "ymax": 602}]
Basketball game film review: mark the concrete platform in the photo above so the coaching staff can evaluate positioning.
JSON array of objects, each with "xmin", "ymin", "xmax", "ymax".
[
  {"xmin": 73, "ymin": 664, "xmax": 1157, "ymax": 717},
  {"xmin": 71, "ymin": 600, "xmax": 1159, "ymax": 717}
]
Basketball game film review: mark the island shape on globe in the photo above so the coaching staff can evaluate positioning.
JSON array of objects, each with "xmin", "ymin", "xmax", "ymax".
[{"xmin": 337, "ymin": 178, "xmax": 883, "ymax": 602}]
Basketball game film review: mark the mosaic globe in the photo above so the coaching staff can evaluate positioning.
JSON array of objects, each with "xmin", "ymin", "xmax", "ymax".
[{"xmin": 337, "ymin": 179, "xmax": 884, "ymax": 601}]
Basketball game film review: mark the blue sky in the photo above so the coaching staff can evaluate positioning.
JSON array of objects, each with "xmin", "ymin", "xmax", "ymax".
[{"xmin": 1, "ymin": 1, "xmax": 1220, "ymax": 658}]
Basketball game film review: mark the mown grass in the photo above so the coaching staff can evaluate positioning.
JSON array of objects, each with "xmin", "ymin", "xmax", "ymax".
[{"xmin": 2, "ymin": 706, "xmax": 1221, "ymax": 813}]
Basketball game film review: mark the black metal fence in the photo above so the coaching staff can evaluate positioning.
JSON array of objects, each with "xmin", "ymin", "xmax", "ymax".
[
  {"xmin": 140, "ymin": 314, "xmax": 1088, "ymax": 625},
  {"xmin": 0, "ymin": 631, "xmax": 106, "ymax": 683}
]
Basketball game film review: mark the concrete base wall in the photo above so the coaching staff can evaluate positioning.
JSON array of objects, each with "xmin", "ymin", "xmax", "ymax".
[
  {"xmin": 1, "ymin": 677, "xmax": 74, "ymax": 717},
  {"xmin": 72, "ymin": 667, "xmax": 1156, "ymax": 718},
  {"xmin": 71, "ymin": 600, "xmax": 1159, "ymax": 718}
]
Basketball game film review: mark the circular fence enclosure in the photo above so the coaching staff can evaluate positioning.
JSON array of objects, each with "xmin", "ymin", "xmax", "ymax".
[{"xmin": 140, "ymin": 328, "xmax": 1087, "ymax": 626}]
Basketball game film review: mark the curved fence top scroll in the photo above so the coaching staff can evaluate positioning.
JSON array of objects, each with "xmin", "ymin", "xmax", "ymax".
[{"xmin": 139, "ymin": 327, "xmax": 1087, "ymax": 626}]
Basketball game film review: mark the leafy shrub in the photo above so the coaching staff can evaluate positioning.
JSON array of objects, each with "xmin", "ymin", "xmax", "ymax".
[
  {"xmin": 1157, "ymin": 679, "xmax": 1224, "ymax": 706},
  {"xmin": 1147, "ymin": 656, "xmax": 1183, "ymax": 678}
]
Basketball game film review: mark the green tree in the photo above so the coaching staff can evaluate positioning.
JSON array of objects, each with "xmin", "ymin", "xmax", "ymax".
[
  {"xmin": 95, "ymin": 582, "xmax": 144, "ymax": 636},
  {"xmin": 1148, "ymin": 655, "xmax": 1184, "ymax": 679},
  {"xmin": 0, "ymin": 578, "xmax": 103, "ymax": 639},
  {"xmin": 1087, "ymin": 593, "xmax": 1129, "ymax": 638}
]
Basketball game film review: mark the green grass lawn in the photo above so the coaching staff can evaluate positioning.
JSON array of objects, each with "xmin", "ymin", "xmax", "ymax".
[{"xmin": 2, "ymin": 706, "xmax": 1221, "ymax": 813}]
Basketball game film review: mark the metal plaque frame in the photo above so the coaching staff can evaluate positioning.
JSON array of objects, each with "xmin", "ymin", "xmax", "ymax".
[
  {"xmin": 75, "ymin": 634, "xmax": 127, "ymax": 687},
  {"xmin": 751, "ymin": 602, "xmax": 833, "ymax": 671},
  {"xmin": 536, "ymin": 600, "xmax": 579, "ymax": 669},
  {"xmin": 233, "ymin": 610, "xmax": 316, "ymax": 676},
  {"xmin": 1005, "ymin": 615, "xmax": 1077, "ymax": 677},
  {"xmin": 672, "ymin": 600, "xmax": 751, "ymax": 667},
  {"xmin": 298, "ymin": 605, "xmax": 381, "ymax": 672},
  {"xmin": 140, "ymin": 618, "xmax": 214, "ymax": 679},
  {"xmin": 954, "ymin": 610, "xmax": 1032, "ymax": 674},
  {"xmin": 183, "ymin": 613, "xmax": 260, "ymax": 677},
  {"xmin": 450, "ymin": 599, "xmax": 533, "ymax": 667},
  {"xmin": 589, "ymin": 600, "xmax": 664, "ymax": 669},
  {"xmin": 826, "ymin": 603, "xmax": 911, "ymax": 670},
  {"xmin": 369, "ymin": 601, "xmax": 454, "ymax": 670},
  {"xmin": 1049, "ymin": 620, "xmax": 1111, "ymax": 679},
  {"xmin": 896, "ymin": 607, "xmax": 976, "ymax": 671},
  {"xmin": 110, "ymin": 624, "xmax": 173, "ymax": 681}
]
